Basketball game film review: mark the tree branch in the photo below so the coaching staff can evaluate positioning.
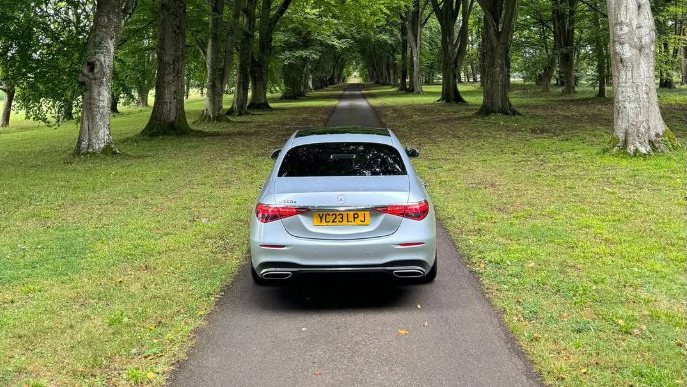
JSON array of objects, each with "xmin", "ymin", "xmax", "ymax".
[
  {"xmin": 579, "ymin": 0, "xmax": 607, "ymax": 17},
  {"xmin": 122, "ymin": 0, "xmax": 138, "ymax": 22},
  {"xmin": 476, "ymin": 0, "xmax": 499, "ymax": 32},
  {"xmin": 269, "ymin": 0, "xmax": 293, "ymax": 28}
]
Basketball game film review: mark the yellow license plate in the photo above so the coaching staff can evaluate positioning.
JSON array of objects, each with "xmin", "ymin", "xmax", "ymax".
[{"xmin": 313, "ymin": 211, "xmax": 370, "ymax": 226}]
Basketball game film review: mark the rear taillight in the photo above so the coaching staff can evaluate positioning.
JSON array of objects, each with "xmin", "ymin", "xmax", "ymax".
[
  {"xmin": 255, "ymin": 203, "xmax": 309, "ymax": 223},
  {"xmin": 374, "ymin": 200, "xmax": 429, "ymax": 221}
]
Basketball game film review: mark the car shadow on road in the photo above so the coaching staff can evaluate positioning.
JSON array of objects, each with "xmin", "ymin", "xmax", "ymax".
[{"xmin": 250, "ymin": 276, "xmax": 418, "ymax": 312}]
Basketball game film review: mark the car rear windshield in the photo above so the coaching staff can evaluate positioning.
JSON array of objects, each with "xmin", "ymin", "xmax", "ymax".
[{"xmin": 278, "ymin": 142, "xmax": 407, "ymax": 177}]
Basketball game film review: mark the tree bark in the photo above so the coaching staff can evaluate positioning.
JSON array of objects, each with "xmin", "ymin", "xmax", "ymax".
[
  {"xmin": 399, "ymin": 16, "xmax": 408, "ymax": 91},
  {"xmin": 406, "ymin": 3, "xmax": 423, "ymax": 94},
  {"xmin": 591, "ymin": 0, "xmax": 606, "ymax": 97},
  {"xmin": 141, "ymin": 0, "xmax": 192, "ymax": 136},
  {"xmin": 1, "ymin": 83, "xmax": 14, "ymax": 128},
  {"xmin": 541, "ymin": 56, "xmax": 556, "ymax": 92},
  {"xmin": 199, "ymin": 0, "xmax": 228, "ymax": 122},
  {"xmin": 607, "ymin": 0, "xmax": 674, "ymax": 154},
  {"xmin": 431, "ymin": 0, "xmax": 473, "ymax": 103},
  {"xmin": 110, "ymin": 94, "xmax": 120, "ymax": 113},
  {"xmin": 281, "ymin": 60, "xmax": 305, "ymax": 99},
  {"xmin": 137, "ymin": 86, "xmax": 149, "ymax": 107},
  {"xmin": 228, "ymin": 0, "xmax": 257, "ymax": 116},
  {"xmin": 552, "ymin": 0, "xmax": 577, "ymax": 94},
  {"xmin": 248, "ymin": 0, "xmax": 293, "ymax": 109},
  {"xmin": 76, "ymin": 0, "xmax": 136, "ymax": 154},
  {"xmin": 476, "ymin": 0, "xmax": 518, "ymax": 115}
]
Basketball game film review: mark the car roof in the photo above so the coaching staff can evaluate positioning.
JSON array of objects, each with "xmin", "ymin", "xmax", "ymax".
[{"xmin": 291, "ymin": 126, "xmax": 395, "ymax": 146}]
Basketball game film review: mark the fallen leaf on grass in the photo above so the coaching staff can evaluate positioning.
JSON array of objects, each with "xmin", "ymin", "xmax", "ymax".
[
  {"xmin": 579, "ymin": 368, "xmax": 588, "ymax": 375},
  {"xmin": 398, "ymin": 329, "xmax": 409, "ymax": 336},
  {"xmin": 147, "ymin": 371, "xmax": 156, "ymax": 379},
  {"xmin": 422, "ymin": 321, "xmax": 428, "ymax": 327},
  {"xmin": 676, "ymin": 340, "xmax": 685, "ymax": 347}
]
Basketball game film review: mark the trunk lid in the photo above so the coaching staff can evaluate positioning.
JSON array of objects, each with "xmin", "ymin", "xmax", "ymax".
[{"xmin": 274, "ymin": 176, "xmax": 409, "ymax": 240}]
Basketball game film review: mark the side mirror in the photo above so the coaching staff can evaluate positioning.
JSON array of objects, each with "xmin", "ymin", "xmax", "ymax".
[
  {"xmin": 270, "ymin": 149, "xmax": 281, "ymax": 160},
  {"xmin": 405, "ymin": 147, "xmax": 419, "ymax": 158}
]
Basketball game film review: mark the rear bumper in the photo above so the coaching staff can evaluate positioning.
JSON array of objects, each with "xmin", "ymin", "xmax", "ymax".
[
  {"xmin": 255, "ymin": 259, "xmax": 432, "ymax": 280},
  {"xmin": 249, "ymin": 212, "xmax": 437, "ymax": 279}
]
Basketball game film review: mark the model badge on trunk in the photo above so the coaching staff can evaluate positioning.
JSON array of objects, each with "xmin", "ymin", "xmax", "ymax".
[{"xmin": 337, "ymin": 194, "xmax": 346, "ymax": 204}]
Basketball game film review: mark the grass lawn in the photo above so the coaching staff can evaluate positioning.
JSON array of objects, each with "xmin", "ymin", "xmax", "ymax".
[
  {"xmin": 1, "ymin": 82, "xmax": 684, "ymax": 387},
  {"xmin": 0, "ymin": 88, "xmax": 341, "ymax": 386},
  {"xmin": 364, "ymin": 83, "xmax": 687, "ymax": 387}
]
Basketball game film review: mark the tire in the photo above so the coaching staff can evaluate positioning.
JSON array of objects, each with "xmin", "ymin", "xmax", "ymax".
[
  {"xmin": 419, "ymin": 255, "xmax": 437, "ymax": 284},
  {"xmin": 250, "ymin": 264, "xmax": 269, "ymax": 285}
]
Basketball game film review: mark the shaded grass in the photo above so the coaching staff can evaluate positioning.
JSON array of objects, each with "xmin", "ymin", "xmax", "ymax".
[
  {"xmin": 0, "ymin": 88, "xmax": 341, "ymax": 386},
  {"xmin": 364, "ymin": 83, "xmax": 687, "ymax": 387}
]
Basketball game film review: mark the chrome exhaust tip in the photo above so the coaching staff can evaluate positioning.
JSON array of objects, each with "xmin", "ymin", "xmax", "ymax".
[
  {"xmin": 261, "ymin": 271, "xmax": 292, "ymax": 280},
  {"xmin": 392, "ymin": 269, "xmax": 425, "ymax": 278}
]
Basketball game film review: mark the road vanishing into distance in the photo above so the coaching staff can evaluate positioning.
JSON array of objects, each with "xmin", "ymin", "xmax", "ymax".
[{"xmin": 169, "ymin": 85, "xmax": 543, "ymax": 387}]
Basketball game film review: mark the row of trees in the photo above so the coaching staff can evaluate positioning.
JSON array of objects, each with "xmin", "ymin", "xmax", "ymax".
[
  {"xmin": 0, "ymin": 0, "xmax": 684, "ymax": 155},
  {"xmin": 357, "ymin": 0, "xmax": 684, "ymax": 153}
]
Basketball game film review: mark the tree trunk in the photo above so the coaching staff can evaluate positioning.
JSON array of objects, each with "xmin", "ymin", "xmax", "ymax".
[
  {"xmin": 1, "ymin": 84, "xmax": 14, "ymax": 128},
  {"xmin": 431, "ymin": 0, "xmax": 471, "ymax": 103},
  {"xmin": 249, "ymin": 0, "xmax": 293, "ymax": 109},
  {"xmin": 476, "ymin": 0, "xmax": 518, "ymax": 116},
  {"xmin": 199, "ymin": 0, "xmax": 228, "ymax": 122},
  {"xmin": 406, "ymin": 3, "xmax": 423, "ymax": 94},
  {"xmin": 76, "ymin": 0, "xmax": 135, "ymax": 154},
  {"xmin": 229, "ymin": 0, "xmax": 257, "ymax": 116},
  {"xmin": 552, "ymin": 0, "xmax": 577, "ymax": 94},
  {"xmin": 141, "ymin": 0, "xmax": 192, "ymax": 136},
  {"xmin": 281, "ymin": 60, "xmax": 305, "ymax": 99},
  {"xmin": 399, "ymin": 17, "xmax": 408, "ymax": 91},
  {"xmin": 591, "ymin": 0, "xmax": 606, "ymax": 97},
  {"xmin": 436, "ymin": 2, "xmax": 459, "ymax": 101},
  {"xmin": 541, "ymin": 56, "xmax": 556, "ymax": 92},
  {"xmin": 137, "ymin": 86, "xmax": 149, "ymax": 107},
  {"xmin": 607, "ymin": 0, "xmax": 674, "ymax": 154},
  {"xmin": 110, "ymin": 94, "xmax": 120, "ymax": 113},
  {"xmin": 303, "ymin": 60, "xmax": 313, "ymax": 91}
]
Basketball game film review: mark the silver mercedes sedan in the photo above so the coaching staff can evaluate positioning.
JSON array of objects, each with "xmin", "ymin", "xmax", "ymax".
[{"xmin": 249, "ymin": 127, "xmax": 437, "ymax": 284}]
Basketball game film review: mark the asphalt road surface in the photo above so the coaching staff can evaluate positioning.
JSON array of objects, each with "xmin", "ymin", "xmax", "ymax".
[{"xmin": 169, "ymin": 84, "xmax": 542, "ymax": 387}]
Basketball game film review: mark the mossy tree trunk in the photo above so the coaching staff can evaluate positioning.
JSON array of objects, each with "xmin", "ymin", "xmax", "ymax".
[
  {"xmin": 476, "ymin": 0, "xmax": 518, "ymax": 116},
  {"xmin": 399, "ymin": 16, "xmax": 408, "ymax": 91},
  {"xmin": 552, "ymin": 0, "xmax": 577, "ymax": 95},
  {"xmin": 405, "ymin": 2, "xmax": 423, "ymax": 94},
  {"xmin": 228, "ymin": 0, "xmax": 257, "ymax": 116},
  {"xmin": 591, "ymin": 0, "xmax": 607, "ymax": 97},
  {"xmin": 431, "ymin": 0, "xmax": 473, "ymax": 103},
  {"xmin": 198, "ymin": 0, "xmax": 228, "ymax": 122},
  {"xmin": 607, "ymin": 0, "xmax": 674, "ymax": 154},
  {"xmin": 248, "ymin": 0, "xmax": 293, "ymax": 110},
  {"xmin": 76, "ymin": 0, "xmax": 137, "ymax": 154},
  {"xmin": 141, "ymin": 0, "xmax": 191, "ymax": 136}
]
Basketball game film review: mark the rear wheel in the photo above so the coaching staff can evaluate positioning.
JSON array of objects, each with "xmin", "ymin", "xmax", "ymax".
[{"xmin": 418, "ymin": 255, "xmax": 437, "ymax": 284}]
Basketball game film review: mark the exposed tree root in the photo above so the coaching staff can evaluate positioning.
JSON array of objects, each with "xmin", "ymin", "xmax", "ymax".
[
  {"xmin": 140, "ymin": 121, "xmax": 195, "ymax": 137},
  {"xmin": 195, "ymin": 112, "xmax": 230, "ymax": 123},
  {"xmin": 247, "ymin": 101, "xmax": 272, "ymax": 110},
  {"xmin": 475, "ymin": 105, "xmax": 520, "ymax": 116}
]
